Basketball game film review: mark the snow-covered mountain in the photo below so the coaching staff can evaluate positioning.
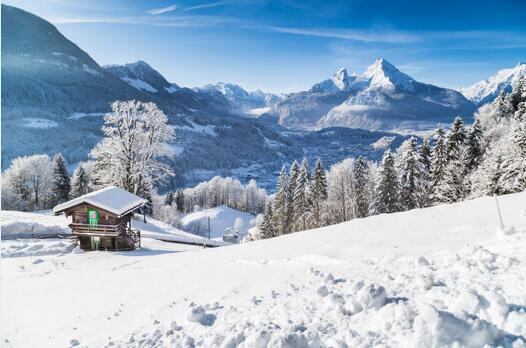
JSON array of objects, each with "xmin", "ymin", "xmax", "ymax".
[
  {"xmin": 460, "ymin": 62, "xmax": 526, "ymax": 106},
  {"xmin": 272, "ymin": 59, "xmax": 476, "ymax": 131},
  {"xmin": 201, "ymin": 82, "xmax": 281, "ymax": 113},
  {"xmin": 104, "ymin": 61, "xmax": 180, "ymax": 94}
]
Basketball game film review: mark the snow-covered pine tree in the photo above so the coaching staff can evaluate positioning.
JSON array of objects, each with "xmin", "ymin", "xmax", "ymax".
[
  {"xmin": 432, "ymin": 147, "xmax": 467, "ymax": 204},
  {"xmin": 286, "ymin": 160, "xmax": 300, "ymax": 230},
  {"xmin": 509, "ymin": 74, "xmax": 526, "ymax": 111},
  {"xmin": 491, "ymin": 91, "xmax": 513, "ymax": 120},
  {"xmin": 175, "ymin": 189, "xmax": 185, "ymax": 212},
  {"xmin": 165, "ymin": 192, "xmax": 174, "ymax": 206},
  {"xmin": 502, "ymin": 116, "xmax": 526, "ymax": 191},
  {"xmin": 398, "ymin": 138, "xmax": 425, "ymax": 211},
  {"xmin": 260, "ymin": 203, "xmax": 276, "ymax": 239},
  {"xmin": 417, "ymin": 138, "xmax": 432, "ymax": 207},
  {"xmin": 446, "ymin": 116, "xmax": 466, "ymax": 161},
  {"xmin": 419, "ymin": 137, "xmax": 432, "ymax": 174},
  {"xmin": 514, "ymin": 101, "xmax": 526, "ymax": 122},
  {"xmin": 431, "ymin": 125, "xmax": 448, "ymax": 201},
  {"xmin": 310, "ymin": 158, "xmax": 328, "ymax": 228},
  {"xmin": 70, "ymin": 164, "xmax": 90, "ymax": 198},
  {"xmin": 487, "ymin": 155, "xmax": 505, "ymax": 195},
  {"xmin": 352, "ymin": 156, "xmax": 371, "ymax": 218},
  {"xmin": 273, "ymin": 166, "xmax": 289, "ymax": 235},
  {"xmin": 51, "ymin": 153, "xmax": 70, "ymax": 205},
  {"xmin": 370, "ymin": 151, "xmax": 399, "ymax": 215},
  {"xmin": 293, "ymin": 158, "xmax": 312, "ymax": 231},
  {"xmin": 90, "ymin": 100, "xmax": 175, "ymax": 195},
  {"xmin": 464, "ymin": 118, "xmax": 484, "ymax": 171}
]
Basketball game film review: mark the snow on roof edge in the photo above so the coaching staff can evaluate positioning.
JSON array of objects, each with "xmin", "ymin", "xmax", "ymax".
[{"xmin": 53, "ymin": 186, "xmax": 147, "ymax": 216}]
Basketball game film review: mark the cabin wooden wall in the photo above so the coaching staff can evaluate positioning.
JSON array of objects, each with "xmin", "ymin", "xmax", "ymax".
[{"xmin": 65, "ymin": 203, "xmax": 131, "ymax": 226}]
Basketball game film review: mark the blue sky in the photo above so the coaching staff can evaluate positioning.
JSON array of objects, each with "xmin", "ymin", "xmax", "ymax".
[{"xmin": 5, "ymin": 0, "xmax": 526, "ymax": 92}]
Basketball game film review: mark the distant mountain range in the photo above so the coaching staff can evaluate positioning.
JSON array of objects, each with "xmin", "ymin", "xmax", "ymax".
[
  {"xmin": 460, "ymin": 62, "xmax": 526, "ymax": 106},
  {"xmin": 260, "ymin": 58, "xmax": 476, "ymax": 132}
]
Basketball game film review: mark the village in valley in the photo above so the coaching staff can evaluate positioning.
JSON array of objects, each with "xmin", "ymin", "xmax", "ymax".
[{"xmin": 1, "ymin": 2, "xmax": 526, "ymax": 347}]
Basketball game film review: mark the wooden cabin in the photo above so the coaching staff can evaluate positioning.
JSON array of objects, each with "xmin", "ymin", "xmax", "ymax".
[{"xmin": 53, "ymin": 186, "xmax": 147, "ymax": 251}]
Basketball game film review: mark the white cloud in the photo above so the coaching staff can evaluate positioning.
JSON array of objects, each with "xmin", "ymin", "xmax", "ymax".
[
  {"xmin": 147, "ymin": 4, "xmax": 177, "ymax": 15},
  {"xmin": 50, "ymin": 15, "xmax": 232, "ymax": 27},
  {"xmin": 183, "ymin": 1, "xmax": 227, "ymax": 12},
  {"xmin": 268, "ymin": 26, "xmax": 420, "ymax": 44}
]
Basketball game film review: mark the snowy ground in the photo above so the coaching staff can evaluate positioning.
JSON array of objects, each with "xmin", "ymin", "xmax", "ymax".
[{"xmin": 1, "ymin": 193, "xmax": 526, "ymax": 347}]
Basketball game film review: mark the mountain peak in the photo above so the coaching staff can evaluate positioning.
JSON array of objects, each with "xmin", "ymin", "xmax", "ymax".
[{"xmin": 363, "ymin": 58, "xmax": 415, "ymax": 92}]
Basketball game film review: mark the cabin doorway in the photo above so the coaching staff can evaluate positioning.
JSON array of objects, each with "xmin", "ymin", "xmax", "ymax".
[{"xmin": 90, "ymin": 236, "xmax": 100, "ymax": 250}]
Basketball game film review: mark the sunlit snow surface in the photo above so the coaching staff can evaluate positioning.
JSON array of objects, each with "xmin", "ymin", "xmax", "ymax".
[{"xmin": 1, "ymin": 193, "xmax": 526, "ymax": 347}]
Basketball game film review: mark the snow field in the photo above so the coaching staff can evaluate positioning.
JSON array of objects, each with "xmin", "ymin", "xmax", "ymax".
[{"xmin": 1, "ymin": 192, "xmax": 525, "ymax": 347}]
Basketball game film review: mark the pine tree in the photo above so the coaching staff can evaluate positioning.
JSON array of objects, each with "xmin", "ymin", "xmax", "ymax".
[
  {"xmin": 417, "ymin": 138, "xmax": 432, "ymax": 207},
  {"xmin": 465, "ymin": 118, "xmax": 484, "ymax": 170},
  {"xmin": 488, "ymin": 155, "xmax": 505, "ymax": 195},
  {"xmin": 273, "ymin": 166, "xmax": 289, "ymax": 235},
  {"xmin": 352, "ymin": 156, "xmax": 371, "ymax": 218},
  {"xmin": 370, "ymin": 151, "xmax": 399, "ymax": 215},
  {"xmin": 165, "ymin": 192, "xmax": 174, "ymax": 206},
  {"xmin": 431, "ymin": 126, "xmax": 448, "ymax": 200},
  {"xmin": 446, "ymin": 116, "xmax": 466, "ymax": 161},
  {"xmin": 293, "ymin": 158, "xmax": 311, "ymax": 231},
  {"xmin": 419, "ymin": 137, "xmax": 432, "ymax": 174},
  {"xmin": 310, "ymin": 158, "xmax": 328, "ymax": 227},
  {"xmin": 286, "ymin": 160, "xmax": 300, "ymax": 230},
  {"xmin": 175, "ymin": 189, "xmax": 185, "ymax": 212},
  {"xmin": 70, "ymin": 164, "xmax": 89, "ymax": 198},
  {"xmin": 260, "ymin": 203, "xmax": 276, "ymax": 239},
  {"xmin": 51, "ymin": 153, "xmax": 70, "ymax": 205},
  {"xmin": 398, "ymin": 138, "xmax": 425, "ymax": 211},
  {"xmin": 492, "ymin": 91, "xmax": 513, "ymax": 120},
  {"xmin": 433, "ymin": 148, "xmax": 467, "ymax": 204},
  {"xmin": 509, "ymin": 75, "xmax": 526, "ymax": 111},
  {"xmin": 514, "ymin": 101, "xmax": 526, "ymax": 122}
]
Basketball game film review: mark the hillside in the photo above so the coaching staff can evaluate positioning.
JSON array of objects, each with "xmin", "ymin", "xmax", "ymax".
[{"xmin": 2, "ymin": 192, "xmax": 526, "ymax": 347}]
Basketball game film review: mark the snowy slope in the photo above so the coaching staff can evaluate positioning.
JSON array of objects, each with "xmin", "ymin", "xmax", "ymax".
[
  {"xmin": 180, "ymin": 205, "xmax": 254, "ymax": 240},
  {"xmin": 460, "ymin": 62, "xmax": 526, "ymax": 106},
  {"xmin": 2, "ymin": 192, "xmax": 526, "ymax": 347},
  {"xmin": 1, "ymin": 210, "xmax": 70, "ymax": 239}
]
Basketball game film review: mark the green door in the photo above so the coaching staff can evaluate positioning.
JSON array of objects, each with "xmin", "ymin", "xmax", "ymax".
[{"xmin": 90, "ymin": 236, "xmax": 100, "ymax": 250}]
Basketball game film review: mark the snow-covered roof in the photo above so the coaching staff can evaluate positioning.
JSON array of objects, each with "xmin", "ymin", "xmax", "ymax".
[{"xmin": 53, "ymin": 186, "xmax": 147, "ymax": 216}]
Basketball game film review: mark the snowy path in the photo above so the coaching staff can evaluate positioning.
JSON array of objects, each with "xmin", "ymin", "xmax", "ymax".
[{"xmin": 1, "ymin": 193, "xmax": 526, "ymax": 347}]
